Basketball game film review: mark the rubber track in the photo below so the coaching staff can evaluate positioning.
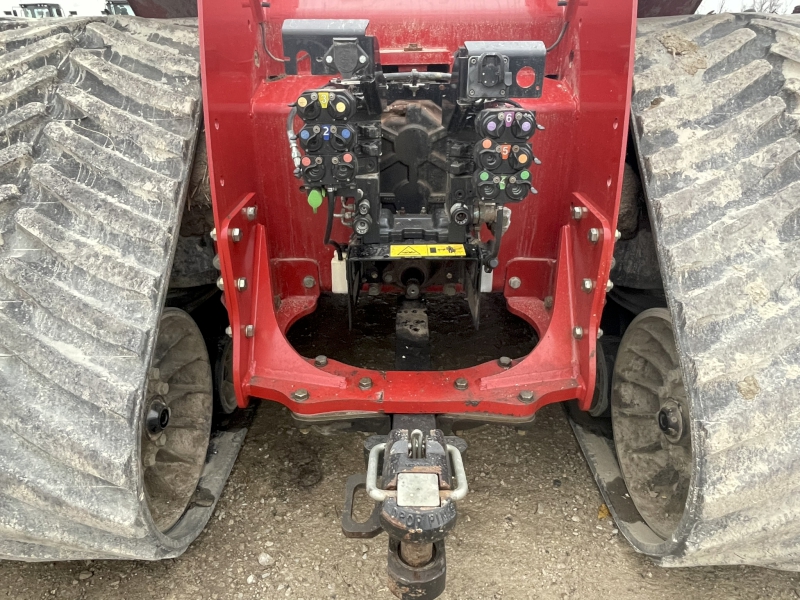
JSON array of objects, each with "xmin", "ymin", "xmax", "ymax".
[
  {"xmin": 0, "ymin": 16, "xmax": 243, "ymax": 561},
  {"xmin": 574, "ymin": 13, "xmax": 800, "ymax": 569}
]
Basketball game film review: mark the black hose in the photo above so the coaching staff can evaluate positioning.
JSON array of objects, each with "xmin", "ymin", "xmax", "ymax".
[
  {"xmin": 324, "ymin": 188, "xmax": 344, "ymax": 261},
  {"xmin": 546, "ymin": 21, "xmax": 569, "ymax": 53}
]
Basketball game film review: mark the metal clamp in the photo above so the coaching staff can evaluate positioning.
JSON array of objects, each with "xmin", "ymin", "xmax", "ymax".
[{"xmin": 365, "ymin": 443, "xmax": 468, "ymax": 503}]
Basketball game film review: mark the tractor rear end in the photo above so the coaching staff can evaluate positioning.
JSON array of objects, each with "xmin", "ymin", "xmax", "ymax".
[{"xmin": 1, "ymin": 1, "xmax": 800, "ymax": 598}]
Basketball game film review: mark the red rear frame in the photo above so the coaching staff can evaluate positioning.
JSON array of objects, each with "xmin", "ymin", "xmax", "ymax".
[{"xmin": 199, "ymin": 0, "xmax": 636, "ymax": 420}]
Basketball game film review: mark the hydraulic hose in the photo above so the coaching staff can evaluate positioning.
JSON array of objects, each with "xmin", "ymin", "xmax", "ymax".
[{"xmin": 287, "ymin": 106, "xmax": 301, "ymax": 178}]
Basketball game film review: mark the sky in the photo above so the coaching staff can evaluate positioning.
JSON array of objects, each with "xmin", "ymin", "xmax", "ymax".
[{"xmin": 697, "ymin": 0, "xmax": 797, "ymax": 12}]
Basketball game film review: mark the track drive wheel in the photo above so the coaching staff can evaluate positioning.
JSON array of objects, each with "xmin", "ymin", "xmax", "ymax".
[
  {"xmin": 143, "ymin": 309, "xmax": 213, "ymax": 532},
  {"xmin": 611, "ymin": 308, "xmax": 691, "ymax": 541}
]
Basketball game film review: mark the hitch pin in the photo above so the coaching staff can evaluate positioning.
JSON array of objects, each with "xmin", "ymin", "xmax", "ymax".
[{"xmin": 365, "ymin": 443, "xmax": 469, "ymax": 503}]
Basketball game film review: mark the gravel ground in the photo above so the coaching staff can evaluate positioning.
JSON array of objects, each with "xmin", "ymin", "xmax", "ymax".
[{"xmin": 0, "ymin": 402, "xmax": 798, "ymax": 600}]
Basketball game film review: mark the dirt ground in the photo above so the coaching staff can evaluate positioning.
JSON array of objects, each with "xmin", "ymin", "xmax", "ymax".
[{"xmin": 0, "ymin": 402, "xmax": 797, "ymax": 600}]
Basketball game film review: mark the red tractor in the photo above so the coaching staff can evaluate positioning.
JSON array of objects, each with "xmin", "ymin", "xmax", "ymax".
[{"xmin": 1, "ymin": 0, "xmax": 798, "ymax": 597}]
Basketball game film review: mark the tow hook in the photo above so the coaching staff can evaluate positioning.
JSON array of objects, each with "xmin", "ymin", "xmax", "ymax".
[{"xmin": 342, "ymin": 415, "xmax": 468, "ymax": 599}]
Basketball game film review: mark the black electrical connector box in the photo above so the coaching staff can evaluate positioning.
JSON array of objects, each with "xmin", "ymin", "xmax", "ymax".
[{"xmin": 454, "ymin": 41, "xmax": 547, "ymax": 100}]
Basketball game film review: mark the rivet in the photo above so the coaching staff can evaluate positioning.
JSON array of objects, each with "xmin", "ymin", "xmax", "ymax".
[
  {"xmin": 225, "ymin": 326, "xmax": 232, "ymax": 337},
  {"xmin": 292, "ymin": 388, "xmax": 309, "ymax": 401},
  {"xmin": 573, "ymin": 326, "xmax": 584, "ymax": 340},
  {"xmin": 615, "ymin": 229, "xmax": 621, "ymax": 241},
  {"xmin": 245, "ymin": 324, "xmax": 255, "ymax": 338},
  {"xmin": 588, "ymin": 228, "xmax": 600, "ymax": 244},
  {"xmin": 509, "ymin": 276, "xmax": 522, "ymax": 289},
  {"xmin": 210, "ymin": 227, "xmax": 217, "ymax": 241},
  {"xmin": 597, "ymin": 328, "xmax": 604, "ymax": 339},
  {"xmin": 216, "ymin": 277, "xmax": 224, "ymax": 291},
  {"xmin": 606, "ymin": 280, "xmax": 614, "ymax": 292},
  {"xmin": 581, "ymin": 278, "xmax": 595, "ymax": 293},
  {"xmin": 358, "ymin": 55, "xmax": 367, "ymax": 64},
  {"xmin": 213, "ymin": 254, "xmax": 220, "ymax": 270},
  {"xmin": 325, "ymin": 55, "xmax": 333, "ymax": 64},
  {"xmin": 230, "ymin": 228, "xmax": 242, "ymax": 242},
  {"xmin": 358, "ymin": 377, "xmax": 373, "ymax": 391},
  {"xmin": 454, "ymin": 377, "xmax": 469, "ymax": 391},
  {"xmin": 498, "ymin": 356, "xmax": 512, "ymax": 369},
  {"xmin": 519, "ymin": 390, "xmax": 534, "ymax": 403},
  {"xmin": 314, "ymin": 355, "xmax": 328, "ymax": 368},
  {"xmin": 244, "ymin": 206, "xmax": 258, "ymax": 221},
  {"xmin": 235, "ymin": 277, "xmax": 247, "ymax": 291},
  {"xmin": 303, "ymin": 275, "xmax": 316, "ymax": 289}
]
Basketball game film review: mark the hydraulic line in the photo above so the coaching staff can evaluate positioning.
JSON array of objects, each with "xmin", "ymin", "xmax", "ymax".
[
  {"xmin": 324, "ymin": 188, "xmax": 345, "ymax": 260},
  {"xmin": 286, "ymin": 106, "xmax": 301, "ymax": 177}
]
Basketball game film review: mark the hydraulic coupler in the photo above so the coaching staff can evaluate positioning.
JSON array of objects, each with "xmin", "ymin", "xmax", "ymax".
[{"xmin": 342, "ymin": 415, "xmax": 468, "ymax": 599}]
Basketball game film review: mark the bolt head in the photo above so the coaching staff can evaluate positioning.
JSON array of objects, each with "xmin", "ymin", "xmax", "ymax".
[
  {"xmin": 597, "ymin": 328, "xmax": 604, "ymax": 339},
  {"xmin": 292, "ymin": 388, "xmax": 309, "ymax": 401},
  {"xmin": 230, "ymin": 228, "xmax": 243, "ymax": 242},
  {"xmin": 212, "ymin": 254, "xmax": 220, "ymax": 270},
  {"xmin": 588, "ymin": 228, "xmax": 600, "ymax": 244},
  {"xmin": 210, "ymin": 227, "xmax": 218, "ymax": 241},
  {"xmin": 358, "ymin": 55, "xmax": 367, "ymax": 64},
  {"xmin": 225, "ymin": 326, "xmax": 232, "ymax": 337},
  {"xmin": 302, "ymin": 275, "xmax": 316, "ymax": 289},
  {"xmin": 235, "ymin": 277, "xmax": 247, "ymax": 291},
  {"xmin": 615, "ymin": 229, "xmax": 621, "ymax": 241},
  {"xmin": 606, "ymin": 279, "xmax": 614, "ymax": 292},
  {"xmin": 518, "ymin": 390, "xmax": 534, "ymax": 403},
  {"xmin": 454, "ymin": 377, "xmax": 469, "ymax": 391},
  {"xmin": 581, "ymin": 278, "xmax": 594, "ymax": 293},
  {"xmin": 509, "ymin": 276, "xmax": 522, "ymax": 290},
  {"xmin": 358, "ymin": 377, "xmax": 373, "ymax": 391},
  {"xmin": 573, "ymin": 326, "xmax": 584, "ymax": 340},
  {"xmin": 245, "ymin": 324, "xmax": 255, "ymax": 338},
  {"xmin": 570, "ymin": 206, "xmax": 584, "ymax": 220},
  {"xmin": 244, "ymin": 206, "xmax": 257, "ymax": 221},
  {"xmin": 325, "ymin": 55, "xmax": 333, "ymax": 64},
  {"xmin": 543, "ymin": 296, "xmax": 554, "ymax": 309},
  {"xmin": 314, "ymin": 355, "xmax": 328, "ymax": 368},
  {"xmin": 216, "ymin": 276, "xmax": 224, "ymax": 291},
  {"xmin": 498, "ymin": 356, "xmax": 512, "ymax": 368}
]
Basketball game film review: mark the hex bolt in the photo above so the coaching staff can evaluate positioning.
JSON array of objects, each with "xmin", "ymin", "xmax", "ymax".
[
  {"xmin": 454, "ymin": 377, "xmax": 469, "ymax": 391},
  {"xmin": 303, "ymin": 275, "xmax": 316, "ymax": 289},
  {"xmin": 615, "ymin": 229, "xmax": 621, "ymax": 241},
  {"xmin": 210, "ymin": 227, "xmax": 218, "ymax": 241},
  {"xmin": 597, "ymin": 328, "xmax": 604, "ymax": 339},
  {"xmin": 314, "ymin": 355, "xmax": 328, "ymax": 368},
  {"xmin": 216, "ymin": 276, "xmax": 225, "ymax": 291},
  {"xmin": 544, "ymin": 296, "xmax": 554, "ymax": 309},
  {"xmin": 570, "ymin": 206, "xmax": 585, "ymax": 220},
  {"xmin": 245, "ymin": 324, "xmax": 255, "ymax": 338},
  {"xmin": 498, "ymin": 356, "xmax": 512, "ymax": 369},
  {"xmin": 244, "ymin": 206, "xmax": 258, "ymax": 221},
  {"xmin": 606, "ymin": 280, "xmax": 614, "ymax": 292},
  {"xmin": 509, "ymin": 276, "xmax": 522, "ymax": 289},
  {"xmin": 358, "ymin": 377, "xmax": 373, "ymax": 391},
  {"xmin": 225, "ymin": 326, "xmax": 232, "ymax": 337},
  {"xmin": 230, "ymin": 228, "xmax": 243, "ymax": 242},
  {"xmin": 587, "ymin": 228, "xmax": 601, "ymax": 244},
  {"xmin": 573, "ymin": 326, "xmax": 584, "ymax": 340},
  {"xmin": 235, "ymin": 277, "xmax": 247, "ymax": 291},
  {"xmin": 292, "ymin": 388, "xmax": 309, "ymax": 401},
  {"xmin": 519, "ymin": 390, "xmax": 534, "ymax": 403},
  {"xmin": 581, "ymin": 278, "xmax": 595, "ymax": 293}
]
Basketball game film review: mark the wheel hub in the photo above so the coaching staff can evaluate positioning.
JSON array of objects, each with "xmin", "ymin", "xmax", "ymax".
[
  {"xmin": 657, "ymin": 400, "xmax": 684, "ymax": 443},
  {"xmin": 146, "ymin": 398, "xmax": 171, "ymax": 438}
]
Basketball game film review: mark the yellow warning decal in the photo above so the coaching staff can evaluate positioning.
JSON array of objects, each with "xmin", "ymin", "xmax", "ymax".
[
  {"xmin": 390, "ymin": 244, "xmax": 467, "ymax": 258},
  {"xmin": 318, "ymin": 92, "xmax": 329, "ymax": 108}
]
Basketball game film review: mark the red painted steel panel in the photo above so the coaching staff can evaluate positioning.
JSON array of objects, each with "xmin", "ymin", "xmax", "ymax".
[{"xmin": 200, "ymin": 0, "xmax": 636, "ymax": 418}]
